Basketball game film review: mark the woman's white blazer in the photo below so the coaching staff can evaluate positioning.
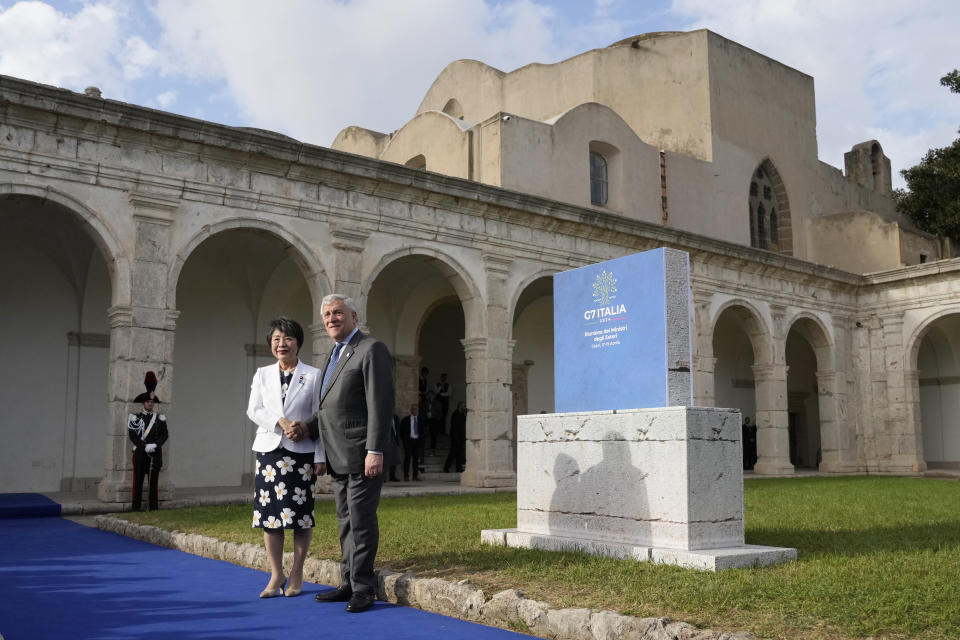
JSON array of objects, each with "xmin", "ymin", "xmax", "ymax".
[{"xmin": 247, "ymin": 360, "xmax": 324, "ymax": 461}]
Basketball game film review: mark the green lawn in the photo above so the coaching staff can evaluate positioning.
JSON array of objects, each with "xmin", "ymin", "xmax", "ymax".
[{"xmin": 119, "ymin": 476, "xmax": 960, "ymax": 639}]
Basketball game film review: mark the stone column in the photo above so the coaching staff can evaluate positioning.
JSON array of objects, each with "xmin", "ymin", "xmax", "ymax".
[
  {"xmin": 98, "ymin": 192, "xmax": 179, "ymax": 503},
  {"xmin": 902, "ymin": 368, "xmax": 926, "ymax": 471},
  {"xmin": 394, "ymin": 354, "xmax": 421, "ymax": 416},
  {"xmin": 511, "ymin": 356, "xmax": 531, "ymax": 473},
  {"xmin": 814, "ymin": 370, "xmax": 839, "ymax": 472},
  {"xmin": 879, "ymin": 314, "xmax": 926, "ymax": 473},
  {"xmin": 692, "ymin": 291, "xmax": 716, "ymax": 406},
  {"xmin": 694, "ymin": 357, "xmax": 717, "ymax": 408},
  {"xmin": 330, "ymin": 227, "xmax": 369, "ymax": 300},
  {"xmin": 460, "ymin": 253, "xmax": 516, "ymax": 488},
  {"xmin": 752, "ymin": 363, "xmax": 794, "ymax": 475}
]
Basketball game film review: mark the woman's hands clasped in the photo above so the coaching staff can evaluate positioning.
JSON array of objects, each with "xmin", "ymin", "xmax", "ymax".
[{"xmin": 278, "ymin": 417, "xmax": 308, "ymax": 443}]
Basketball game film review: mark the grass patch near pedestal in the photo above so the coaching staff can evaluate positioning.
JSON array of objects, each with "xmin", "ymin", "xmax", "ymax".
[{"xmin": 120, "ymin": 476, "xmax": 960, "ymax": 639}]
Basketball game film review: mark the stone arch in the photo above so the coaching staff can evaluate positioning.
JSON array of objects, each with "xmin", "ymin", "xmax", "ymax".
[
  {"xmin": 0, "ymin": 183, "xmax": 129, "ymax": 305},
  {"xmin": 907, "ymin": 309, "xmax": 960, "ymax": 469},
  {"xmin": 785, "ymin": 312, "xmax": 833, "ymax": 367},
  {"xmin": 747, "ymin": 158, "xmax": 793, "ymax": 256},
  {"xmin": 785, "ymin": 314, "xmax": 835, "ymax": 470},
  {"xmin": 906, "ymin": 308, "xmax": 960, "ymax": 368},
  {"xmin": 711, "ymin": 299, "xmax": 788, "ymax": 473},
  {"xmin": 169, "ymin": 220, "xmax": 326, "ymax": 488},
  {"xmin": 509, "ymin": 270, "xmax": 558, "ymax": 447},
  {"xmin": 360, "ymin": 246, "xmax": 484, "ymax": 344},
  {"xmin": 0, "ymin": 184, "xmax": 119, "ymax": 492},
  {"xmin": 507, "ymin": 268, "xmax": 559, "ymax": 334},
  {"xmin": 167, "ymin": 217, "xmax": 331, "ymax": 312},
  {"xmin": 710, "ymin": 299, "xmax": 773, "ymax": 365}
]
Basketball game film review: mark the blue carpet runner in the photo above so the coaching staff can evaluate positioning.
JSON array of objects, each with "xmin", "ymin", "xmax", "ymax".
[
  {"xmin": 0, "ymin": 493, "xmax": 61, "ymax": 519},
  {"xmin": 0, "ymin": 517, "xmax": 539, "ymax": 640}
]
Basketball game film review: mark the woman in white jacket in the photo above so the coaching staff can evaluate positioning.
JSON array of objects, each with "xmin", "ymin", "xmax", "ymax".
[{"xmin": 247, "ymin": 317, "xmax": 325, "ymax": 598}]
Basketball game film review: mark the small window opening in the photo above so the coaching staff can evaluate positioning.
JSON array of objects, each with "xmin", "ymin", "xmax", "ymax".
[{"xmin": 589, "ymin": 152, "xmax": 608, "ymax": 206}]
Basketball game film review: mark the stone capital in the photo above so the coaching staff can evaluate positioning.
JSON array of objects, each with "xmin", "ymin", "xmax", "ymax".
[
  {"xmin": 330, "ymin": 227, "xmax": 370, "ymax": 252},
  {"xmin": 814, "ymin": 369, "xmax": 837, "ymax": 384},
  {"xmin": 752, "ymin": 363, "xmax": 789, "ymax": 381},
  {"xmin": 461, "ymin": 336, "xmax": 488, "ymax": 355},
  {"xmin": 108, "ymin": 305, "xmax": 133, "ymax": 328},
  {"xmin": 128, "ymin": 190, "xmax": 179, "ymax": 225},
  {"xmin": 482, "ymin": 253, "xmax": 513, "ymax": 277}
]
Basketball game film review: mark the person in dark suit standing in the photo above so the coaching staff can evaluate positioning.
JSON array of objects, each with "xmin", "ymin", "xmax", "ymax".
[
  {"xmin": 384, "ymin": 413, "xmax": 400, "ymax": 482},
  {"xmin": 307, "ymin": 294, "xmax": 395, "ymax": 613},
  {"xmin": 399, "ymin": 403, "xmax": 423, "ymax": 481},
  {"xmin": 127, "ymin": 371, "xmax": 169, "ymax": 511},
  {"xmin": 443, "ymin": 401, "xmax": 467, "ymax": 473}
]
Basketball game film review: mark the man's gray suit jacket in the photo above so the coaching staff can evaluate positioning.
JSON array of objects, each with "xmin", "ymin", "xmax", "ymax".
[{"xmin": 310, "ymin": 330, "xmax": 395, "ymax": 473}]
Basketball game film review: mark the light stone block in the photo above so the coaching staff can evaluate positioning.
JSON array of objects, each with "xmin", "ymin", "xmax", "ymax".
[{"xmin": 483, "ymin": 406, "xmax": 796, "ymax": 571}]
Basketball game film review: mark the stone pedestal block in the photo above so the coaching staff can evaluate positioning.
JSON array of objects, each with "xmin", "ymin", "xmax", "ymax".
[{"xmin": 481, "ymin": 407, "xmax": 796, "ymax": 570}]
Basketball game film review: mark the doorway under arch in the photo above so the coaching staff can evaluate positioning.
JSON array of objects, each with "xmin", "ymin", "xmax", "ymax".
[
  {"xmin": 786, "ymin": 328, "xmax": 822, "ymax": 469},
  {"xmin": 916, "ymin": 313, "xmax": 960, "ymax": 469},
  {"xmin": 171, "ymin": 228, "xmax": 316, "ymax": 488},
  {"xmin": 0, "ymin": 195, "xmax": 112, "ymax": 492}
]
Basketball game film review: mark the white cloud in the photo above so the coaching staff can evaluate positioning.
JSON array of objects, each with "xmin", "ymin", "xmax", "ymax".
[
  {"xmin": 3, "ymin": 0, "xmax": 955, "ymax": 194},
  {"xmin": 668, "ymin": 0, "xmax": 960, "ymax": 187},
  {"xmin": 0, "ymin": 1, "xmax": 126, "ymax": 94},
  {"xmin": 150, "ymin": 0, "xmax": 564, "ymax": 146},
  {"xmin": 121, "ymin": 34, "xmax": 166, "ymax": 80},
  {"xmin": 155, "ymin": 89, "xmax": 176, "ymax": 108}
]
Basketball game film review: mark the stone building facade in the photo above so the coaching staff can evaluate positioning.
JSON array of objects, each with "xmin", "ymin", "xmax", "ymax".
[{"xmin": 1, "ymin": 29, "xmax": 957, "ymax": 502}]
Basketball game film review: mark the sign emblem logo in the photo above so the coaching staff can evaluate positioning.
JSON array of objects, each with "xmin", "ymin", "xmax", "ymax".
[{"xmin": 592, "ymin": 270, "xmax": 617, "ymax": 306}]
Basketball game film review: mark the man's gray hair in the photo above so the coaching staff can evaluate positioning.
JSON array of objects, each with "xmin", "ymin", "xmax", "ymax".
[{"xmin": 322, "ymin": 293, "xmax": 358, "ymax": 314}]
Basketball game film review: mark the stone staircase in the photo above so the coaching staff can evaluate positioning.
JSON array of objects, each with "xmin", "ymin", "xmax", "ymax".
[{"xmin": 387, "ymin": 433, "xmax": 463, "ymax": 482}]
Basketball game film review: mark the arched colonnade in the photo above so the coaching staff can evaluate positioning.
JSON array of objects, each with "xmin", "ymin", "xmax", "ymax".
[{"xmin": 3, "ymin": 185, "xmax": 959, "ymax": 499}]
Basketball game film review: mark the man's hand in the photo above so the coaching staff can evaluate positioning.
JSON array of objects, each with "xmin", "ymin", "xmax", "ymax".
[
  {"xmin": 145, "ymin": 443, "xmax": 157, "ymax": 453},
  {"xmin": 364, "ymin": 452, "xmax": 383, "ymax": 478},
  {"xmin": 313, "ymin": 461, "xmax": 327, "ymax": 476}
]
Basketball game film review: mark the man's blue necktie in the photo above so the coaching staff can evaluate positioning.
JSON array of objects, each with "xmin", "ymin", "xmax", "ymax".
[{"xmin": 321, "ymin": 343, "xmax": 345, "ymax": 395}]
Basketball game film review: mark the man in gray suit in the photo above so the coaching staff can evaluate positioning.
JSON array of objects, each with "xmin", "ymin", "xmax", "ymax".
[{"xmin": 307, "ymin": 294, "xmax": 395, "ymax": 613}]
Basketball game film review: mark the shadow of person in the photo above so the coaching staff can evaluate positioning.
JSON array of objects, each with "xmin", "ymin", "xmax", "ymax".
[
  {"xmin": 547, "ymin": 452, "xmax": 581, "ymax": 535},
  {"xmin": 548, "ymin": 432, "xmax": 649, "ymax": 544}
]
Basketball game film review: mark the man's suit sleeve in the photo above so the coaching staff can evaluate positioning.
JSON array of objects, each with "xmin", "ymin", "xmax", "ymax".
[{"xmin": 364, "ymin": 340, "xmax": 395, "ymax": 454}]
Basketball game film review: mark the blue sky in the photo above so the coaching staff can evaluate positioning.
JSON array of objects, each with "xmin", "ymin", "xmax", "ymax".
[{"xmin": 2, "ymin": 0, "xmax": 959, "ymax": 189}]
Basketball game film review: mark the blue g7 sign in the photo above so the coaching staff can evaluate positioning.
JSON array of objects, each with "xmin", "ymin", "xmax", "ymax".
[{"xmin": 553, "ymin": 248, "xmax": 692, "ymax": 412}]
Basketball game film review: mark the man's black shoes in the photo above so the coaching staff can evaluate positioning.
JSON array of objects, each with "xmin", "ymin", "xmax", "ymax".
[
  {"xmin": 345, "ymin": 592, "xmax": 376, "ymax": 613},
  {"xmin": 314, "ymin": 584, "xmax": 352, "ymax": 602}
]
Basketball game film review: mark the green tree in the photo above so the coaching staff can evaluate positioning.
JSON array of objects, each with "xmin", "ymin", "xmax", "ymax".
[{"xmin": 893, "ymin": 70, "xmax": 960, "ymax": 243}]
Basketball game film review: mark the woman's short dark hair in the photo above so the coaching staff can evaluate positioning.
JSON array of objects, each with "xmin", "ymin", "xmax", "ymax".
[{"xmin": 266, "ymin": 317, "xmax": 304, "ymax": 349}]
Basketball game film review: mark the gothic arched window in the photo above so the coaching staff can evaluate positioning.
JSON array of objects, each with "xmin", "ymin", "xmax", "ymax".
[
  {"xmin": 748, "ymin": 162, "xmax": 788, "ymax": 251},
  {"xmin": 756, "ymin": 202, "xmax": 767, "ymax": 249},
  {"xmin": 770, "ymin": 208, "xmax": 779, "ymax": 247}
]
